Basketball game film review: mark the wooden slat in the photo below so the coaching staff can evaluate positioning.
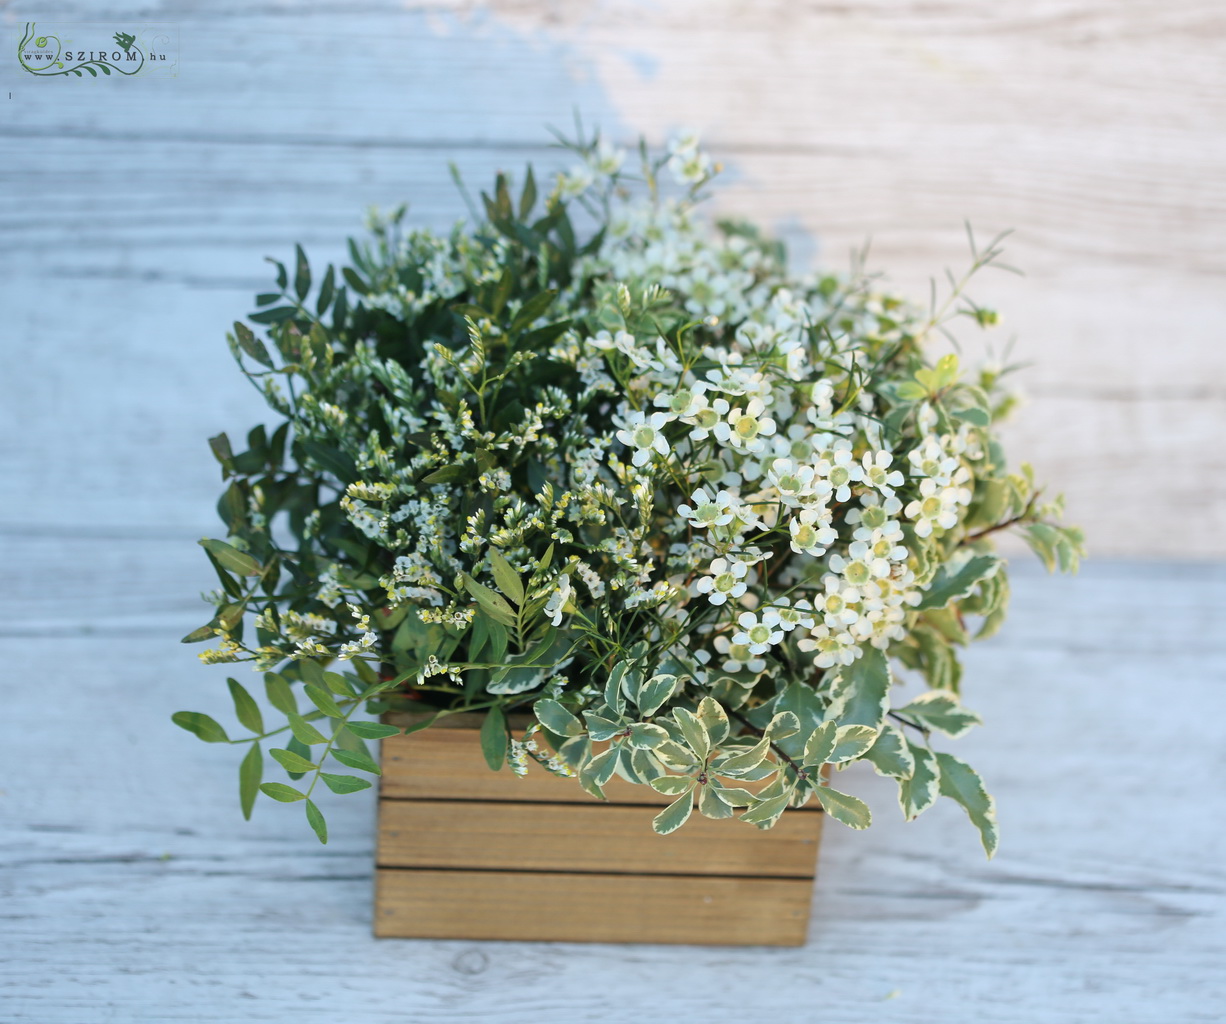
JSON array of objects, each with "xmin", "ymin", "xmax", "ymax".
[
  {"xmin": 377, "ymin": 799, "xmax": 822, "ymax": 878},
  {"xmin": 374, "ymin": 868, "xmax": 814, "ymax": 946}
]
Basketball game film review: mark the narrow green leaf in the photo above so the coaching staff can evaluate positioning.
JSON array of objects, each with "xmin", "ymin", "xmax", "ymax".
[
  {"xmin": 304, "ymin": 798, "xmax": 328, "ymax": 843},
  {"xmin": 936, "ymin": 752, "xmax": 999, "ymax": 857},
  {"xmin": 239, "ymin": 743, "xmax": 262, "ymax": 820},
  {"xmin": 259, "ymin": 782, "xmax": 305, "ymax": 803},
  {"xmin": 171, "ymin": 711, "xmax": 229, "ymax": 744},
  {"xmin": 652, "ymin": 792, "xmax": 694, "ymax": 835},
  {"xmin": 293, "ymin": 243, "xmax": 311, "ymax": 301},
  {"xmin": 180, "ymin": 625, "xmax": 215, "ymax": 644},
  {"xmin": 198, "ymin": 538, "xmax": 261, "ymax": 577},
  {"xmin": 264, "ymin": 673, "xmax": 297, "ymax": 715},
  {"xmin": 510, "ymin": 289, "xmax": 557, "ymax": 335},
  {"xmin": 320, "ymin": 772, "xmax": 372, "ymax": 794},
  {"xmin": 480, "ymin": 704, "xmax": 507, "ymax": 771},
  {"xmin": 344, "ymin": 721, "xmax": 401, "ymax": 740},
  {"xmin": 315, "ymin": 264, "xmax": 335, "ymax": 316},
  {"xmin": 488, "ymin": 548, "xmax": 525, "ymax": 606},
  {"xmin": 287, "ymin": 714, "xmax": 328, "ymax": 746},
  {"xmin": 813, "ymin": 786, "xmax": 872, "ymax": 829},
  {"xmin": 227, "ymin": 678, "xmax": 264, "ymax": 734},
  {"xmin": 331, "ymin": 747, "xmax": 382, "ymax": 775},
  {"xmin": 233, "ymin": 321, "xmax": 273, "ymax": 368},
  {"xmin": 462, "ymin": 573, "xmax": 517, "ymax": 627},
  {"xmin": 304, "ymin": 684, "xmax": 345, "ymax": 719},
  {"xmin": 269, "ymin": 747, "xmax": 317, "ymax": 773}
]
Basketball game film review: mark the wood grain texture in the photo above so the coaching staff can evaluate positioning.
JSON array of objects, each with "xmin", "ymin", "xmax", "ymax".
[
  {"xmin": 1, "ymin": 562, "xmax": 1224, "ymax": 1019},
  {"xmin": 374, "ymin": 868, "xmax": 816, "ymax": 944},
  {"xmin": 377, "ymin": 799, "xmax": 822, "ymax": 877},
  {"xmin": 1, "ymin": 1, "xmax": 1222, "ymax": 552}
]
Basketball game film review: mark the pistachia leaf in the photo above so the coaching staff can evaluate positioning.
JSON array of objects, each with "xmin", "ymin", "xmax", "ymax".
[
  {"xmin": 936, "ymin": 752, "xmax": 999, "ymax": 857},
  {"xmin": 488, "ymin": 547, "xmax": 525, "ymax": 606},
  {"xmin": 331, "ymin": 747, "xmax": 381, "ymax": 775},
  {"xmin": 480, "ymin": 705, "xmax": 507, "ymax": 771},
  {"xmin": 344, "ymin": 721, "xmax": 401, "ymax": 740},
  {"xmin": 652, "ymin": 792, "xmax": 694, "ymax": 835},
  {"xmin": 304, "ymin": 684, "xmax": 344, "ymax": 719},
  {"xmin": 828, "ymin": 724, "xmax": 879, "ymax": 764},
  {"xmin": 673, "ymin": 708, "xmax": 710, "ymax": 762},
  {"xmin": 304, "ymin": 798, "xmax": 328, "ymax": 844},
  {"xmin": 864, "ymin": 725, "xmax": 916, "ymax": 779},
  {"xmin": 649, "ymin": 775, "xmax": 695, "ymax": 797},
  {"xmin": 199, "ymin": 538, "xmax": 262, "ymax": 577},
  {"xmin": 813, "ymin": 785, "xmax": 872, "ymax": 830},
  {"xmin": 896, "ymin": 691, "xmax": 983, "ymax": 738},
  {"xmin": 534, "ymin": 698, "xmax": 583, "ymax": 737},
  {"xmin": 238, "ymin": 743, "xmax": 262, "ymax": 820},
  {"xmin": 899, "ymin": 741, "xmax": 941, "ymax": 820},
  {"xmin": 320, "ymin": 772, "xmax": 372, "ymax": 794},
  {"xmin": 269, "ymin": 747, "xmax": 317, "ymax": 773},
  {"xmin": 287, "ymin": 714, "xmax": 328, "ymax": 746}
]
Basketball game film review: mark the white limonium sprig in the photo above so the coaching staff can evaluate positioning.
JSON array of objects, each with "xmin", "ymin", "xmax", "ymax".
[{"xmin": 181, "ymin": 126, "xmax": 1082, "ymax": 854}]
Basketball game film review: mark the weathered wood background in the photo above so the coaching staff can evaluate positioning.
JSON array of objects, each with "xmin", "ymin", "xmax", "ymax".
[{"xmin": 2, "ymin": 2, "xmax": 1224, "ymax": 1021}]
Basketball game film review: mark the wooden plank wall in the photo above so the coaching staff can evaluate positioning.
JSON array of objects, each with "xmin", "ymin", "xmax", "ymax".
[{"xmin": 1, "ymin": 0, "xmax": 1222, "ymax": 566}]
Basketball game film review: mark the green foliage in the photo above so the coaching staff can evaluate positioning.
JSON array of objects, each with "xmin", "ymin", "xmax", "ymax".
[{"xmin": 175, "ymin": 129, "xmax": 1081, "ymax": 856}]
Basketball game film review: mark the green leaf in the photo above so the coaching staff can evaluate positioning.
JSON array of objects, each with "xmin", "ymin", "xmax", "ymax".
[
  {"xmin": 316, "ymin": 264, "xmax": 335, "ymax": 316},
  {"xmin": 270, "ymin": 747, "xmax": 317, "ymax": 773},
  {"xmin": 652, "ymin": 792, "xmax": 694, "ymax": 835},
  {"xmin": 899, "ymin": 741, "xmax": 941, "ymax": 820},
  {"xmin": 248, "ymin": 305, "xmax": 298, "ymax": 325},
  {"xmin": 829, "ymin": 724, "xmax": 879, "ymax": 764},
  {"xmin": 650, "ymin": 775, "xmax": 695, "ymax": 797},
  {"xmin": 344, "ymin": 721, "xmax": 401, "ymax": 740},
  {"xmin": 331, "ymin": 746, "xmax": 382, "ymax": 775},
  {"xmin": 813, "ymin": 786, "xmax": 872, "ymax": 829},
  {"xmin": 863, "ymin": 725, "xmax": 915, "ymax": 779},
  {"xmin": 266, "ymin": 257, "xmax": 288, "ymax": 291},
  {"xmin": 462, "ymin": 573, "xmax": 517, "ymax": 628},
  {"xmin": 488, "ymin": 548, "xmax": 525, "ymax": 606},
  {"xmin": 635, "ymin": 673, "xmax": 676, "ymax": 717},
  {"xmin": 171, "ymin": 711, "xmax": 229, "ymax": 744},
  {"xmin": 239, "ymin": 743, "xmax": 262, "ymax": 820},
  {"xmin": 341, "ymin": 266, "xmax": 369, "ymax": 296},
  {"xmin": 304, "ymin": 684, "xmax": 345, "ymax": 719},
  {"xmin": 936, "ymin": 752, "xmax": 999, "ymax": 857},
  {"xmin": 293, "ymin": 243, "xmax": 311, "ymax": 301},
  {"xmin": 287, "ymin": 714, "xmax": 328, "ymax": 746},
  {"xmin": 198, "ymin": 538, "xmax": 261, "ymax": 577},
  {"xmin": 916, "ymin": 555, "xmax": 1002, "ymax": 611},
  {"xmin": 180, "ymin": 625, "xmax": 215, "ymax": 644},
  {"xmin": 534, "ymin": 698, "xmax": 582, "ymax": 737},
  {"xmin": 320, "ymin": 772, "xmax": 372, "ymax": 794},
  {"xmin": 510, "ymin": 289, "xmax": 557, "ymax": 335},
  {"xmin": 264, "ymin": 673, "xmax": 297, "ymax": 715},
  {"xmin": 297, "ymin": 439, "xmax": 358, "ymax": 484},
  {"xmin": 227, "ymin": 678, "xmax": 264, "ymax": 734},
  {"xmin": 304, "ymin": 798, "xmax": 328, "ymax": 843},
  {"xmin": 259, "ymin": 782, "xmax": 305, "ymax": 803},
  {"xmin": 897, "ymin": 691, "xmax": 982, "ymax": 738},
  {"xmin": 827, "ymin": 647, "xmax": 892, "ymax": 730},
  {"xmin": 480, "ymin": 705, "xmax": 507, "ymax": 771},
  {"xmin": 233, "ymin": 322, "xmax": 273, "ymax": 368}
]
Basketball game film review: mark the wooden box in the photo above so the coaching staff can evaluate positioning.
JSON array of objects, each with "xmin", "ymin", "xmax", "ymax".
[{"xmin": 374, "ymin": 716, "xmax": 823, "ymax": 946}]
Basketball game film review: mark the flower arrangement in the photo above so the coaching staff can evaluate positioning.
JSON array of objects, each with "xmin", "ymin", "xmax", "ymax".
[{"xmin": 175, "ymin": 131, "xmax": 1082, "ymax": 853}]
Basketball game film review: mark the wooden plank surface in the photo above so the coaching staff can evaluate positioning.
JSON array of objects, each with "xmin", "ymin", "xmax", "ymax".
[
  {"xmin": 1, "ymin": 561, "xmax": 1224, "ymax": 1019},
  {"xmin": 377, "ymin": 799, "xmax": 822, "ymax": 877},
  {"xmin": 1, "ymin": 1, "xmax": 1223, "ymax": 553},
  {"xmin": 374, "ymin": 868, "xmax": 815, "ymax": 945}
]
